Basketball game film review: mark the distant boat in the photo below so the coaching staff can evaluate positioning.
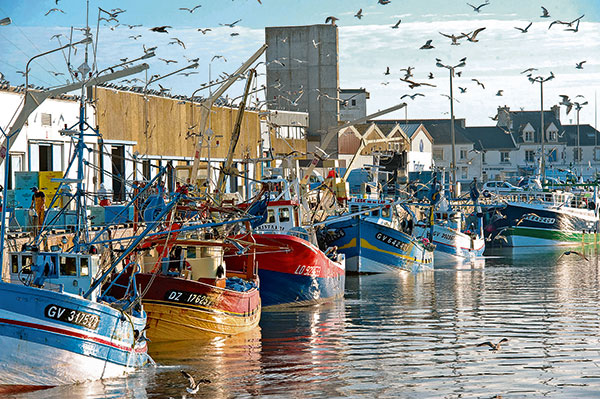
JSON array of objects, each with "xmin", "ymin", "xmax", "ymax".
[
  {"xmin": 322, "ymin": 198, "xmax": 434, "ymax": 273},
  {"xmin": 414, "ymin": 208, "xmax": 485, "ymax": 261},
  {"xmin": 490, "ymin": 189, "xmax": 600, "ymax": 246},
  {"xmin": 1, "ymin": 250, "xmax": 151, "ymax": 392}
]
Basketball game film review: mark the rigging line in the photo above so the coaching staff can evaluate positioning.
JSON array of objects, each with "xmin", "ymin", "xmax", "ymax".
[
  {"xmin": 0, "ymin": 5, "xmax": 67, "ymax": 84},
  {"xmin": 0, "ymin": 58, "xmax": 55, "ymax": 87}
]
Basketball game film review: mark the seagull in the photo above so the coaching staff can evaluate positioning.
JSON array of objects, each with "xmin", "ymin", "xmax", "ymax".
[
  {"xmin": 456, "ymin": 71, "xmax": 462, "ymax": 77},
  {"xmin": 420, "ymin": 39, "xmax": 434, "ymax": 49},
  {"xmin": 211, "ymin": 55, "xmax": 227, "ymax": 62},
  {"xmin": 548, "ymin": 20, "xmax": 570, "ymax": 30},
  {"xmin": 220, "ymin": 19, "xmax": 241, "ymax": 28},
  {"xmin": 159, "ymin": 58, "xmax": 178, "ymax": 64},
  {"xmin": 392, "ymin": 19, "xmax": 401, "ymax": 29},
  {"xmin": 230, "ymin": 32, "xmax": 240, "ymax": 37},
  {"xmin": 197, "ymin": 28, "xmax": 212, "ymax": 34},
  {"xmin": 467, "ymin": 1, "xmax": 490, "ymax": 13},
  {"xmin": 179, "ymin": 71, "xmax": 199, "ymax": 77},
  {"xmin": 158, "ymin": 83, "xmax": 170, "ymax": 93},
  {"xmin": 50, "ymin": 71, "xmax": 64, "ymax": 76},
  {"xmin": 312, "ymin": 40, "xmax": 320, "ymax": 48},
  {"xmin": 45, "ymin": 8, "xmax": 65, "ymax": 16},
  {"xmin": 401, "ymin": 93, "xmax": 425, "ymax": 100},
  {"xmin": 129, "ymin": 34, "xmax": 142, "ymax": 40},
  {"xmin": 496, "ymin": 90, "xmax": 503, "ymax": 96},
  {"xmin": 520, "ymin": 67, "xmax": 537, "ymax": 74},
  {"xmin": 441, "ymin": 93, "xmax": 459, "ymax": 103},
  {"xmin": 354, "ymin": 9, "xmax": 363, "ymax": 19},
  {"xmin": 514, "ymin": 22, "xmax": 532, "ymax": 33},
  {"xmin": 125, "ymin": 24, "xmax": 142, "ymax": 29},
  {"xmin": 477, "ymin": 338, "xmax": 508, "ymax": 351},
  {"xmin": 400, "ymin": 78, "xmax": 436, "ymax": 89},
  {"xmin": 50, "ymin": 34, "xmax": 63, "ymax": 40},
  {"xmin": 179, "ymin": 5, "xmax": 201, "ymax": 13},
  {"xmin": 472, "ymin": 78, "xmax": 485, "ymax": 89},
  {"xmin": 576, "ymin": 61, "xmax": 586, "ymax": 69},
  {"xmin": 378, "ymin": 0, "xmax": 391, "ymax": 4},
  {"xmin": 558, "ymin": 250, "xmax": 589, "ymax": 261},
  {"xmin": 384, "ymin": 66, "xmax": 390, "ymax": 75},
  {"xmin": 143, "ymin": 44, "xmax": 157, "ymax": 54},
  {"xmin": 565, "ymin": 19, "xmax": 581, "ymax": 32},
  {"xmin": 400, "ymin": 66, "xmax": 414, "ymax": 79},
  {"xmin": 168, "ymin": 37, "xmax": 186, "ymax": 48},
  {"xmin": 541, "ymin": 6, "xmax": 550, "ymax": 18},
  {"xmin": 16, "ymin": 70, "xmax": 28, "ymax": 77},
  {"xmin": 428, "ymin": 72, "xmax": 434, "ymax": 79},
  {"xmin": 439, "ymin": 32, "xmax": 467, "ymax": 45},
  {"xmin": 463, "ymin": 27, "xmax": 486, "ymax": 42},
  {"xmin": 458, "ymin": 87, "xmax": 467, "ymax": 93},
  {"xmin": 325, "ymin": 16, "xmax": 338, "ymax": 25},
  {"xmin": 150, "ymin": 26, "xmax": 171, "ymax": 33},
  {"xmin": 381, "ymin": 81, "xmax": 390, "ymax": 86},
  {"xmin": 181, "ymin": 371, "xmax": 210, "ymax": 394}
]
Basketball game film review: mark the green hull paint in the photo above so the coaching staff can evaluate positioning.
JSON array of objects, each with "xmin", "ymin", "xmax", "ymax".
[{"xmin": 504, "ymin": 227, "xmax": 597, "ymax": 243}]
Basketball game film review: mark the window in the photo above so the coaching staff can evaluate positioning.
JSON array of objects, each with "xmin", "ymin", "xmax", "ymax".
[
  {"xmin": 41, "ymin": 113, "xmax": 52, "ymax": 127},
  {"xmin": 525, "ymin": 150, "xmax": 535, "ymax": 163},
  {"xmin": 279, "ymin": 207, "xmax": 290, "ymax": 222},
  {"xmin": 351, "ymin": 99, "xmax": 356, "ymax": 106},
  {"xmin": 548, "ymin": 130, "xmax": 557, "ymax": 142},
  {"xmin": 60, "ymin": 256, "xmax": 77, "ymax": 276},
  {"xmin": 461, "ymin": 167, "xmax": 468, "ymax": 179},
  {"xmin": 381, "ymin": 207, "xmax": 390, "ymax": 219},
  {"xmin": 481, "ymin": 152, "xmax": 486, "ymax": 164},
  {"xmin": 80, "ymin": 257, "xmax": 89, "ymax": 276},
  {"xmin": 548, "ymin": 148, "xmax": 557, "ymax": 162},
  {"xmin": 500, "ymin": 151, "xmax": 510, "ymax": 163},
  {"xmin": 524, "ymin": 130, "xmax": 534, "ymax": 142},
  {"xmin": 39, "ymin": 144, "xmax": 52, "ymax": 171},
  {"xmin": 433, "ymin": 149, "xmax": 444, "ymax": 161},
  {"xmin": 111, "ymin": 145, "xmax": 125, "ymax": 201},
  {"xmin": 460, "ymin": 149, "xmax": 467, "ymax": 160},
  {"xmin": 574, "ymin": 148, "xmax": 582, "ymax": 162},
  {"xmin": 267, "ymin": 209, "xmax": 275, "ymax": 223}
]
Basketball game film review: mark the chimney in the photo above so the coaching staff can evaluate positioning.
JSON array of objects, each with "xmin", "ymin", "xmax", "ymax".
[
  {"xmin": 551, "ymin": 105, "xmax": 560, "ymax": 122},
  {"xmin": 497, "ymin": 106, "xmax": 511, "ymax": 128}
]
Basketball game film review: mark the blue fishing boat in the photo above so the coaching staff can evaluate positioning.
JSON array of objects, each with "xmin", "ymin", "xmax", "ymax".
[
  {"xmin": 321, "ymin": 198, "xmax": 434, "ymax": 273},
  {"xmin": 0, "ymin": 251, "xmax": 151, "ymax": 392}
]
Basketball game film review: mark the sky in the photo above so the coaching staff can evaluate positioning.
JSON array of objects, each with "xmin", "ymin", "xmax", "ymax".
[{"xmin": 0, "ymin": 0, "xmax": 599, "ymax": 129}]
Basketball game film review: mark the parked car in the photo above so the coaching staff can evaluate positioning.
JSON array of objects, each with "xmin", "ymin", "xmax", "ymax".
[{"xmin": 482, "ymin": 180, "xmax": 523, "ymax": 195}]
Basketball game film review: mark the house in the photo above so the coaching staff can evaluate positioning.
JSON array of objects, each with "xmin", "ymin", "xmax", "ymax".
[
  {"xmin": 339, "ymin": 88, "xmax": 369, "ymax": 122},
  {"xmin": 463, "ymin": 126, "xmax": 518, "ymax": 182}
]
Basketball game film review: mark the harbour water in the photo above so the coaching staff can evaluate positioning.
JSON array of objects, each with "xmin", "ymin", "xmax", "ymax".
[{"xmin": 12, "ymin": 247, "xmax": 600, "ymax": 398}]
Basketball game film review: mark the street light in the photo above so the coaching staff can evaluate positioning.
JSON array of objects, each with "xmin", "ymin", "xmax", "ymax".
[
  {"xmin": 436, "ymin": 58, "xmax": 466, "ymax": 196},
  {"xmin": 24, "ymin": 36, "xmax": 92, "ymax": 101},
  {"xmin": 527, "ymin": 72, "xmax": 554, "ymax": 184}
]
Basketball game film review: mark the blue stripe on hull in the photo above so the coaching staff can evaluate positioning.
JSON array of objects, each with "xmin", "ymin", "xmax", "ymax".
[{"xmin": 259, "ymin": 268, "xmax": 345, "ymax": 307}]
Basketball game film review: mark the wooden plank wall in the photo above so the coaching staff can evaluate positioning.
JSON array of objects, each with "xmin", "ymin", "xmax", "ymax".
[{"xmin": 93, "ymin": 87, "xmax": 261, "ymax": 160}]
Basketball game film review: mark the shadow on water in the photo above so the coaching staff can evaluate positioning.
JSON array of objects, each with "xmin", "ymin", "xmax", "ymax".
[{"xmin": 13, "ymin": 244, "xmax": 600, "ymax": 398}]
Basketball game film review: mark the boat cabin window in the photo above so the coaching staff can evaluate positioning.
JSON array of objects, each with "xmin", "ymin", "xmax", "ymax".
[
  {"xmin": 60, "ymin": 256, "xmax": 77, "ymax": 276},
  {"xmin": 186, "ymin": 246, "xmax": 197, "ymax": 259},
  {"xmin": 80, "ymin": 257, "xmax": 89, "ymax": 277},
  {"xmin": 11, "ymin": 254, "xmax": 18, "ymax": 273},
  {"xmin": 381, "ymin": 207, "xmax": 391, "ymax": 219},
  {"xmin": 279, "ymin": 207, "xmax": 291, "ymax": 223},
  {"xmin": 350, "ymin": 205, "xmax": 359, "ymax": 213},
  {"xmin": 267, "ymin": 209, "xmax": 275, "ymax": 223},
  {"xmin": 371, "ymin": 209, "xmax": 380, "ymax": 217}
]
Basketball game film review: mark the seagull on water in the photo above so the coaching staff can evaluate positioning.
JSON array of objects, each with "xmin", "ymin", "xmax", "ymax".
[
  {"xmin": 558, "ymin": 250, "xmax": 589, "ymax": 261},
  {"xmin": 181, "ymin": 370, "xmax": 210, "ymax": 394},
  {"xmin": 477, "ymin": 338, "xmax": 508, "ymax": 351}
]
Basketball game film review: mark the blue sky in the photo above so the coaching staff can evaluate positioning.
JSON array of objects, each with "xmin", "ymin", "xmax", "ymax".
[{"xmin": 0, "ymin": 0, "xmax": 599, "ymax": 126}]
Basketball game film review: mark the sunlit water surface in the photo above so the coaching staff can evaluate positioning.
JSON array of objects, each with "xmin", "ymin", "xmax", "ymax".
[{"xmin": 11, "ymin": 247, "xmax": 600, "ymax": 398}]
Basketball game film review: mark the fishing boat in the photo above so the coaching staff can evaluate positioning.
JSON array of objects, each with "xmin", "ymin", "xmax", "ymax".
[
  {"xmin": 413, "ymin": 208, "xmax": 485, "ymax": 261},
  {"xmin": 226, "ymin": 194, "xmax": 346, "ymax": 308},
  {"xmin": 321, "ymin": 198, "xmax": 434, "ymax": 273},
  {"xmin": 0, "ymin": 250, "xmax": 151, "ymax": 392},
  {"xmin": 489, "ymin": 188, "xmax": 600, "ymax": 247}
]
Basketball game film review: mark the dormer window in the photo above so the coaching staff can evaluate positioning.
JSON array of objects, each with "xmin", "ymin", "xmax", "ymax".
[
  {"xmin": 547, "ymin": 130, "xmax": 557, "ymax": 142},
  {"xmin": 524, "ymin": 129, "xmax": 534, "ymax": 142}
]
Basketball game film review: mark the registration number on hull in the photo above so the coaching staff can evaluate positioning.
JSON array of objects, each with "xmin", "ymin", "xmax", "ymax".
[{"xmin": 44, "ymin": 304, "xmax": 100, "ymax": 330}]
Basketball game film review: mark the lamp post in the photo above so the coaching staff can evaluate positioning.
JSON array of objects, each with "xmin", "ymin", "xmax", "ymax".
[
  {"xmin": 436, "ymin": 58, "xmax": 466, "ymax": 197},
  {"xmin": 528, "ymin": 72, "xmax": 554, "ymax": 184}
]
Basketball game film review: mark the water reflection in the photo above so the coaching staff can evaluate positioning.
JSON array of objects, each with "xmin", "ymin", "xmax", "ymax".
[{"xmin": 13, "ymin": 246, "xmax": 600, "ymax": 398}]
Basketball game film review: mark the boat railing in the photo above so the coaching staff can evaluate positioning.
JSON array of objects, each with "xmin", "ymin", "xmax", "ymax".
[{"xmin": 100, "ymin": 261, "xmax": 141, "ymax": 310}]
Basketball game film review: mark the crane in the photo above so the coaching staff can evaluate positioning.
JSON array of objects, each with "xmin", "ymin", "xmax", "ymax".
[{"xmin": 189, "ymin": 44, "xmax": 267, "ymax": 184}]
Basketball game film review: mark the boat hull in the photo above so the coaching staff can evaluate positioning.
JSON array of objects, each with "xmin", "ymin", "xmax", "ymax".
[
  {"xmin": 226, "ymin": 234, "xmax": 346, "ymax": 307},
  {"xmin": 325, "ymin": 216, "xmax": 434, "ymax": 273},
  {"xmin": 0, "ymin": 282, "xmax": 150, "ymax": 391},
  {"xmin": 134, "ymin": 274, "xmax": 261, "ymax": 341},
  {"xmin": 494, "ymin": 202, "xmax": 599, "ymax": 247}
]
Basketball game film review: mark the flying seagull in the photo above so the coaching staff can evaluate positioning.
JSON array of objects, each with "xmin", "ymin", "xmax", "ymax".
[
  {"xmin": 220, "ymin": 19, "xmax": 241, "ymax": 27},
  {"xmin": 197, "ymin": 28, "xmax": 212, "ymax": 34},
  {"xmin": 576, "ymin": 61, "xmax": 586, "ymax": 69},
  {"xmin": 558, "ymin": 250, "xmax": 588, "ymax": 261},
  {"xmin": 325, "ymin": 16, "xmax": 338, "ymax": 25},
  {"xmin": 496, "ymin": 90, "xmax": 503, "ymax": 96},
  {"xmin": 428, "ymin": 72, "xmax": 434, "ymax": 79},
  {"xmin": 384, "ymin": 66, "xmax": 390, "ymax": 75},
  {"xmin": 128, "ymin": 34, "xmax": 142, "ymax": 40},
  {"xmin": 565, "ymin": 19, "xmax": 581, "ymax": 33},
  {"xmin": 45, "ymin": 8, "xmax": 65, "ymax": 16},
  {"xmin": 472, "ymin": 78, "xmax": 485, "ymax": 89},
  {"xmin": 458, "ymin": 87, "xmax": 467, "ymax": 93},
  {"xmin": 378, "ymin": 0, "xmax": 391, "ymax": 4},
  {"xmin": 181, "ymin": 371, "xmax": 210, "ymax": 394},
  {"xmin": 179, "ymin": 5, "xmax": 201, "ymax": 13},
  {"xmin": 420, "ymin": 39, "xmax": 434, "ymax": 49},
  {"xmin": 463, "ymin": 27, "xmax": 486, "ymax": 42},
  {"xmin": 520, "ymin": 67, "xmax": 537, "ymax": 74},
  {"xmin": 439, "ymin": 32, "xmax": 467, "ymax": 45},
  {"xmin": 169, "ymin": 37, "xmax": 186, "ymax": 49},
  {"xmin": 392, "ymin": 19, "xmax": 401, "ymax": 29},
  {"xmin": 211, "ymin": 55, "xmax": 227, "ymax": 62},
  {"xmin": 441, "ymin": 93, "xmax": 459, "ymax": 103},
  {"xmin": 401, "ymin": 93, "xmax": 425, "ymax": 100},
  {"xmin": 477, "ymin": 338, "xmax": 508, "ymax": 351},
  {"xmin": 159, "ymin": 58, "xmax": 178, "ymax": 64},
  {"xmin": 514, "ymin": 22, "xmax": 532, "ymax": 33},
  {"xmin": 150, "ymin": 25, "xmax": 171, "ymax": 33},
  {"xmin": 354, "ymin": 9, "xmax": 363, "ymax": 19},
  {"xmin": 467, "ymin": 2, "xmax": 490, "ymax": 13},
  {"xmin": 541, "ymin": 6, "xmax": 550, "ymax": 18},
  {"xmin": 400, "ymin": 77, "xmax": 436, "ymax": 89},
  {"xmin": 50, "ymin": 33, "xmax": 63, "ymax": 40}
]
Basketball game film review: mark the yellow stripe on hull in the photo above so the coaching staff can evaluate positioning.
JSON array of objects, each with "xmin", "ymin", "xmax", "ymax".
[{"xmin": 144, "ymin": 301, "xmax": 261, "ymax": 341}]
